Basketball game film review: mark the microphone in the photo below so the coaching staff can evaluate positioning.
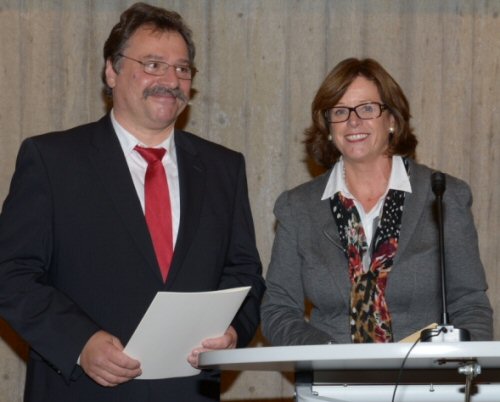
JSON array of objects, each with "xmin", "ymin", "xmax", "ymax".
[
  {"xmin": 431, "ymin": 171, "xmax": 446, "ymax": 197},
  {"xmin": 420, "ymin": 171, "xmax": 470, "ymax": 342}
]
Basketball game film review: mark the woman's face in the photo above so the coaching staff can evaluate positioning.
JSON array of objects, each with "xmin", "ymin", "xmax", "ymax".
[{"xmin": 330, "ymin": 75, "xmax": 395, "ymax": 165}]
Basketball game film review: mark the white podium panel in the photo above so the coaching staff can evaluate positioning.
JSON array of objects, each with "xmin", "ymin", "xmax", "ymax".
[
  {"xmin": 199, "ymin": 342, "xmax": 500, "ymax": 402},
  {"xmin": 297, "ymin": 384, "xmax": 500, "ymax": 402}
]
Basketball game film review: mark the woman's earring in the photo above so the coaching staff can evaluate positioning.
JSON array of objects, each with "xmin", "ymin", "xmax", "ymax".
[
  {"xmin": 388, "ymin": 127, "xmax": 395, "ymax": 142},
  {"xmin": 327, "ymin": 134, "xmax": 332, "ymax": 141}
]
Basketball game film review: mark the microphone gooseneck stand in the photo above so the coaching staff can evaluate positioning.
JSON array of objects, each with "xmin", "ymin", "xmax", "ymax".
[
  {"xmin": 420, "ymin": 171, "xmax": 470, "ymax": 342},
  {"xmin": 420, "ymin": 171, "xmax": 475, "ymax": 402}
]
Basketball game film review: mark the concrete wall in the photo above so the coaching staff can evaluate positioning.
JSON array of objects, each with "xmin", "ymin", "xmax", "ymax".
[{"xmin": 1, "ymin": 1, "xmax": 499, "ymax": 400}]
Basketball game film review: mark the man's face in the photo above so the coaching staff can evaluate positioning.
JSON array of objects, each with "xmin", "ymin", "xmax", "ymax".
[{"xmin": 105, "ymin": 26, "xmax": 192, "ymax": 144}]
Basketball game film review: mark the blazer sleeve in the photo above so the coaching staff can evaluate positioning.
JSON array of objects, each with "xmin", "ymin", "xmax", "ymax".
[
  {"xmin": 443, "ymin": 176, "xmax": 493, "ymax": 340},
  {"xmin": 0, "ymin": 139, "xmax": 100, "ymax": 380},
  {"xmin": 261, "ymin": 191, "xmax": 332, "ymax": 346},
  {"xmin": 218, "ymin": 155, "xmax": 265, "ymax": 347}
]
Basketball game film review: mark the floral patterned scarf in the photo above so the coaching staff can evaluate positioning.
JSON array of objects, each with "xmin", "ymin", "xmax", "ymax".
[{"xmin": 331, "ymin": 177, "xmax": 406, "ymax": 343}]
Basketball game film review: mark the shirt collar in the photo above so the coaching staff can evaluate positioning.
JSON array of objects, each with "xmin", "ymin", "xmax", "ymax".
[
  {"xmin": 321, "ymin": 155, "xmax": 412, "ymax": 201},
  {"xmin": 110, "ymin": 109, "xmax": 176, "ymax": 161}
]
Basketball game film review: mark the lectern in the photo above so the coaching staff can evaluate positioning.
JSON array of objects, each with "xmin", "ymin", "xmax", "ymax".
[{"xmin": 199, "ymin": 341, "xmax": 500, "ymax": 402}]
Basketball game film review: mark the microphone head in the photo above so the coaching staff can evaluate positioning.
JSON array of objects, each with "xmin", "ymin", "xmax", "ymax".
[{"xmin": 431, "ymin": 171, "xmax": 446, "ymax": 196}]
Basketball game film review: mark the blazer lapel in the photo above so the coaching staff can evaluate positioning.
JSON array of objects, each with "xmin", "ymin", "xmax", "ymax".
[
  {"xmin": 164, "ymin": 131, "xmax": 206, "ymax": 288},
  {"xmin": 313, "ymin": 174, "xmax": 351, "ymax": 310},
  {"xmin": 87, "ymin": 116, "xmax": 162, "ymax": 281},
  {"xmin": 323, "ymin": 211, "xmax": 343, "ymax": 250},
  {"xmin": 394, "ymin": 160, "xmax": 431, "ymax": 265}
]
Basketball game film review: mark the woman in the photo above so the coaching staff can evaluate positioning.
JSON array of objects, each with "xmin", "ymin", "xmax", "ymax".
[{"xmin": 261, "ymin": 58, "xmax": 492, "ymax": 345}]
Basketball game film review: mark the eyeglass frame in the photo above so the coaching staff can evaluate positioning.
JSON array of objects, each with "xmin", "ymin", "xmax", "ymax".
[
  {"xmin": 324, "ymin": 102, "xmax": 389, "ymax": 123},
  {"xmin": 117, "ymin": 53, "xmax": 197, "ymax": 80}
]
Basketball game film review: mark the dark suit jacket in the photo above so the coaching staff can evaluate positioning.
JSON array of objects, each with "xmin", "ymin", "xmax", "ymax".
[
  {"xmin": 0, "ymin": 115, "xmax": 264, "ymax": 402},
  {"xmin": 261, "ymin": 159, "xmax": 492, "ymax": 345}
]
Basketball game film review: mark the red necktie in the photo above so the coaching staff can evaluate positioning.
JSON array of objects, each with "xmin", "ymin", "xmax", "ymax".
[{"xmin": 135, "ymin": 146, "xmax": 173, "ymax": 282}]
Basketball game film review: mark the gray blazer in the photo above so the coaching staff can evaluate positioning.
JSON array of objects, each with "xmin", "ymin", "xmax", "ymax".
[{"xmin": 261, "ymin": 159, "xmax": 493, "ymax": 345}]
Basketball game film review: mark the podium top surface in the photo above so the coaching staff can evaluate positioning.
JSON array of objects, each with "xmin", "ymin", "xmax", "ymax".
[{"xmin": 199, "ymin": 341, "xmax": 500, "ymax": 372}]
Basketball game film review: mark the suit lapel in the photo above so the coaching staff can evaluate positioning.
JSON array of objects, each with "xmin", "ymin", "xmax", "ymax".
[
  {"xmin": 165, "ymin": 131, "xmax": 206, "ymax": 288},
  {"xmin": 87, "ymin": 116, "xmax": 162, "ymax": 281},
  {"xmin": 313, "ymin": 173, "xmax": 351, "ymax": 309},
  {"xmin": 394, "ymin": 160, "xmax": 431, "ymax": 265}
]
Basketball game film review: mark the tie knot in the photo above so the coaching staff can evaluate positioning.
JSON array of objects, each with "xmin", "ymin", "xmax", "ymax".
[{"xmin": 135, "ymin": 146, "xmax": 167, "ymax": 164}]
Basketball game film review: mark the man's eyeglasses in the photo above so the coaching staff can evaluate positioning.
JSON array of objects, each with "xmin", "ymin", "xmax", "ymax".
[
  {"xmin": 118, "ymin": 53, "xmax": 196, "ymax": 80},
  {"xmin": 325, "ymin": 102, "xmax": 388, "ymax": 123}
]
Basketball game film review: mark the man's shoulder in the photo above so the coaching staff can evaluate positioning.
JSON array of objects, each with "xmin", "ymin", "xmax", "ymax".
[
  {"xmin": 175, "ymin": 130, "xmax": 243, "ymax": 162},
  {"xmin": 27, "ymin": 116, "xmax": 110, "ymax": 145},
  {"xmin": 21, "ymin": 116, "xmax": 113, "ymax": 157}
]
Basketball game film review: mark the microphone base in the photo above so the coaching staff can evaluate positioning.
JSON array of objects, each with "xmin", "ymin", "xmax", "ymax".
[{"xmin": 420, "ymin": 325, "xmax": 471, "ymax": 342}]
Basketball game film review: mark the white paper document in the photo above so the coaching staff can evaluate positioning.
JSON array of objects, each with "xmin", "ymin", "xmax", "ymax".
[{"xmin": 124, "ymin": 286, "xmax": 250, "ymax": 379}]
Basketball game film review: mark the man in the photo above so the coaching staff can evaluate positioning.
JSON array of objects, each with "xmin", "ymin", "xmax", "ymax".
[{"xmin": 0, "ymin": 3, "xmax": 264, "ymax": 401}]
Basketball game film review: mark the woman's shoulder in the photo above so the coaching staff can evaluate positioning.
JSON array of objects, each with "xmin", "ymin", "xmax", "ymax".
[
  {"xmin": 408, "ymin": 159, "xmax": 472, "ymax": 198},
  {"xmin": 281, "ymin": 170, "xmax": 330, "ymax": 198},
  {"xmin": 274, "ymin": 170, "xmax": 331, "ymax": 214}
]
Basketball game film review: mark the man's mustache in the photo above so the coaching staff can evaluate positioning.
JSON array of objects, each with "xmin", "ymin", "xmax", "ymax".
[{"xmin": 143, "ymin": 86, "xmax": 189, "ymax": 103}]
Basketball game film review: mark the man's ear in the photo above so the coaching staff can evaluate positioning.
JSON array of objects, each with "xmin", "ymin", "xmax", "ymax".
[{"xmin": 105, "ymin": 59, "xmax": 117, "ymax": 89}]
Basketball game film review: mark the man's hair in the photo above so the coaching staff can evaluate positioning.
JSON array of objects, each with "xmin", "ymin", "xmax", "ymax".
[
  {"xmin": 305, "ymin": 58, "xmax": 418, "ymax": 168},
  {"xmin": 101, "ymin": 2, "xmax": 195, "ymax": 97}
]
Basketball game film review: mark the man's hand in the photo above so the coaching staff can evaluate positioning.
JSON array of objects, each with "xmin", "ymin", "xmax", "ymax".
[
  {"xmin": 80, "ymin": 330, "xmax": 142, "ymax": 387},
  {"xmin": 187, "ymin": 326, "xmax": 238, "ymax": 368}
]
